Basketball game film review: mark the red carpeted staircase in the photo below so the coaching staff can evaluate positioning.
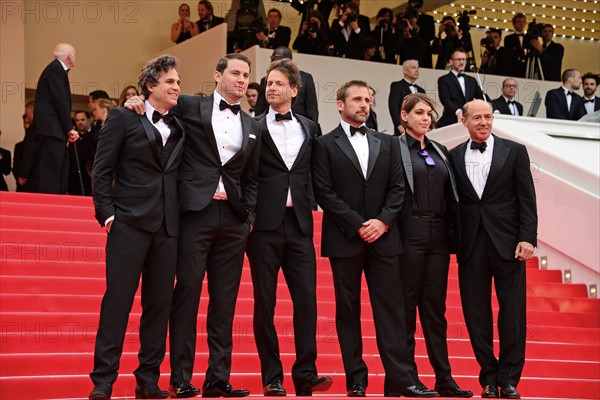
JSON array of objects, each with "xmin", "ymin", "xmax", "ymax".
[{"xmin": 1, "ymin": 192, "xmax": 599, "ymax": 399}]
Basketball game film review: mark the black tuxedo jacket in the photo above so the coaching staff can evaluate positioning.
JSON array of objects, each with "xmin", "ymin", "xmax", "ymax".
[
  {"xmin": 92, "ymin": 107, "xmax": 185, "ymax": 236},
  {"xmin": 395, "ymin": 135, "xmax": 459, "ymax": 252},
  {"xmin": 539, "ymin": 41, "xmax": 564, "ymax": 82},
  {"xmin": 0, "ymin": 147, "xmax": 11, "ymax": 191},
  {"xmin": 253, "ymin": 113, "xmax": 317, "ymax": 237},
  {"xmin": 174, "ymin": 94, "xmax": 260, "ymax": 225},
  {"xmin": 197, "ymin": 15, "xmax": 224, "ymax": 33},
  {"xmin": 504, "ymin": 33, "xmax": 527, "ymax": 77},
  {"xmin": 437, "ymin": 72, "xmax": 485, "ymax": 127},
  {"xmin": 29, "ymin": 59, "xmax": 72, "ymax": 141},
  {"xmin": 264, "ymin": 26, "xmax": 292, "ymax": 49},
  {"xmin": 491, "ymin": 96, "xmax": 524, "ymax": 116},
  {"xmin": 449, "ymin": 135, "xmax": 537, "ymax": 262},
  {"xmin": 331, "ymin": 19, "xmax": 366, "ymax": 59},
  {"xmin": 255, "ymin": 71, "xmax": 319, "ymax": 123},
  {"xmin": 545, "ymin": 88, "xmax": 586, "ymax": 120},
  {"xmin": 312, "ymin": 125, "xmax": 405, "ymax": 258},
  {"xmin": 388, "ymin": 80, "xmax": 426, "ymax": 132}
]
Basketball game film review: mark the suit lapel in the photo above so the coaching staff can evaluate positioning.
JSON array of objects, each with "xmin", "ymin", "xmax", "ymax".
[
  {"xmin": 334, "ymin": 126, "xmax": 363, "ymax": 179},
  {"xmin": 482, "ymin": 134, "xmax": 510, "ymax": 198},
  {"xmin": 260, "ymin": 117, "xmax": 286, "ymax": 166},
  {"xmin": 164, "ymin": 116, "xmax": 185, "ymax": 171},
  {"xmin": 291, "ymin": 116, "xmax": 311, "ymax": 170},
  {"xmin": 201, "ymin": 95, "xmax": 221, "ymax": 160},
  {"xmin": 398, "ymin": 135, "xmax": 414, "ymax": 194},
  {"xmin": 139, "ymin": 114, "xmax": 162, "ymax": 164},
  {"xmin": 365, "ymin": 132, "xmax": 380, "ymax": 181}
]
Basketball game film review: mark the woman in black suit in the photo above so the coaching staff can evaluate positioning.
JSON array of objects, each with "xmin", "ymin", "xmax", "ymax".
[{"xmin": 396, "ymin": 93, "xmax": 473, "ymax": 398}]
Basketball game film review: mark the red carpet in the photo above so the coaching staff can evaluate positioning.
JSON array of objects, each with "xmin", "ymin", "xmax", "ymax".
[{"xmin": 1, "ymin": 192, "xmax": 599, "ymax": 399}]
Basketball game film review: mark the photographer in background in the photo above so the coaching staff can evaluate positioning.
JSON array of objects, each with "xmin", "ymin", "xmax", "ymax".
[
  {"xmin": 331, "ymin": 2, "xmax": 366, "ymax": 60},
  {"xmin": 504, "ymin": 13, "xmax": 528, "ymax": 77},
  {"xmin": 293, "ymin": 10, "xmax": 330, "ymax": 56},
  {"xmin": 406, "ymin": 0, "xmax": 435, "ymax": 68},
  {"xmin": 255, "ymin": 8, "xmax": 292, "ymax": 49},
  {"xmin": 396, "ymin": 16, "xmax": 429, "ymax": 67},
  {"xmin": 529, "ymin": 24, "xmax": 563, "ymax": 81},
  {"xmin": 479, "ymin": 28, "xmax": 513, "ymax": 76},
  {"xmin": 369, "ymin": 7, "xmax": 397, "ymax": 64},
  {"xmin": 431, "ymin": 16, "xmax": 469, "ymax": 70}
]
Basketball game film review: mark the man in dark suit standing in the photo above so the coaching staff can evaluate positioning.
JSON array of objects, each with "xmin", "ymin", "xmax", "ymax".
[
  {"xmin": 491, "ymin": 79, "xmax": 523, "ymax": 116},
  {"xmin": 545, "ymin": 69, "xmax": 586, "ymax": 120},
  {"xmin": 582, "ymin": 72, "xmax": 600, "ymax": 114},
  {"xmin": 255, "ymin": 8, "xmax": 292, "ymax": 49},
  {"xmin": 503, "ymin": 13, "xmax": 528, "ymax": 78},
  {"xmin": 437, "ymin": 48, "xmax": 485, "ymax": 127},
  {"xmin": 388, "ymin": 60, "xmax": 426, "ymax": 134},
  {"xmin": 312, "ymin": 80, "xmax": 437, "ymax": 398},
  {"xmin": 247, "ymin": 59, "xmax": 332, "ymax": 397},
  {"xmin": 254, "ymin": 47, "xmax": 319, "ymax": 125},
  {"xmin": 19, "ymin": 43, "xmax": 79, "ymax": 194},
  {"xmin": 449, "ymin": 100, "xmax": 537, "ymax": 399},
  {"xmin": 331, "ymin": 2, "xmax": 366, "ymax": 60},
  {"xmin": 197, "ymin": 0, "xmax": 224, "ymax": 33},
  {"xmin": 479, "ymin": 28, "xmax": 513, "ymax": 77},
  {"xmin": 89, "ymin": 55, "xmax": 185, "ymax": 400},
  {"xmin": 528, "ymin": 24, "xmax": 563, "ymax": 82},
  {"xmin": 407, "ymin": 0, "xmax": 435, "ymax": 68}
]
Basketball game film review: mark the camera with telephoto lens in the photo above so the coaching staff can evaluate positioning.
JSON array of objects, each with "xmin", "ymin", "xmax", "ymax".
[
  {"xmin": 480, "ymin": 36, "xmax": 495, "ymax": 51},
  {"xmin": 308, "ymin": 21, "xmax": 319, "ymax": 33},
  {"xmin": 527, "ymin": 19, "xmax": 545, "ymax": 38},
  {"xmin": 345, "ymin": 12, "xmax": 356, "ymax": 23}
]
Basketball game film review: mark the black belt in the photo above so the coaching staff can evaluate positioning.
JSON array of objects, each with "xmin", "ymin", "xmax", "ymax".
[{"xmin": 410, "ymin": 211, "xmax": 444, "ymax": 219}]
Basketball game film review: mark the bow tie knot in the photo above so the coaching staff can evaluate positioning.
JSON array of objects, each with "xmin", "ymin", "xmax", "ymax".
[
  {"xmin": 350, "ymin": 125, "xmax": 367, "ymax": 136},
  {"xmin": 470, "ymin": 141, "xmax": 487, "ymax": 153},
  {"xmin": 275, "ymin": 111, "xmax": 292, "ymax": 121},
  {"xmin": 219, "ymin": 99, "xmax": 241, "ymax": 114},
  {"xmin": 583, "ymin": 99, "xmax": 594, "ymax": 104},
  {"xmin": 566, "ymin": 91, "xmax": 573, "ymax": 96},
  {"xmin": 457, "ymin": 73, "xmax": 465, "ymax": 78},
  {"xmin": 152, "ymin": 110, "xmax": 173, "ymax": 124},
  {"xmin": 507, "ymin": 100, "xmax": 515, "ymax": 105}
]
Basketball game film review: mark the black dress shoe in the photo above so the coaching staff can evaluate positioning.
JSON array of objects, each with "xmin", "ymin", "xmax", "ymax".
[
  {"xmin": 89, "ymin": 385, "xmax": 112, "ymax": 400},
  {"xmin": 169, "ymin": 381, "xmax": 201, "ymax": 398},
  {"xmin": 264, "ymin": 380, "xmax": 286, "ymax": 396},
  {"xmin": 296, "ymin": 376, "xmax": 333, "ymax": 395},
  {"xmin": 135, "ymin": 384, "xmax": 169, "ymax": 399},
  {"xmin": 481, "ymin": 385, "xmax": 499, "ymax": 398},
  {"xmin": 500, "ymin": 384, "xmax": 520, "ymax": 399},
  {"xmin": 202, "ymin": 380, "xmax": 249, "ymax": 398},
  {"xmin": 347, "ymin": 383, "xmax": 366, "ymax": 397},
  {"xmin": 434, "ymin": 383, "xmax": 473, "ymax": 398},
  {"xmin": 386, "ymin": 386, "xmax": 439, "ymax": 397}
]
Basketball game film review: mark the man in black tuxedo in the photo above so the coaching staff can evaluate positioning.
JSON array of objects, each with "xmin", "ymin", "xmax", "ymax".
[
  {"xmin": 68, "ymin": 110, "xmax": 94, "ymax": 196},
  {"xmin": 126, "ymin": 54, "xmax": 260, "ymax": 398},
  {"xmin": 437, "ymin": 48, "xmax": 485, "ymax": 127},
  {"xmin": 491, "ymin": 79, "xmax": 523, "ymax": 116},
  {"xmin": 89, "ymin": 55, "xmax": 185, "ymax": 400},
  {"xmin": 254, "ymin": 47, "xmax": 319, "ymax": 125},
  {"xmin": 255, "ymin": 8, "xmax": 292, "ymax": 49},
  {"xmin": 388, "ymin": 60, "xmax": 426, "ymax": 134},
  {"xmin": 503, "ymin": 13, "xmax": 528, "ymax": 78},
  {"xmin": 449, "ymin": 100, "xmax": 537, "ymax": 399},
  {"xmin": 247, "ymin": 59, "xmax": 332, "ymax": 397},
  {"xmin": 480, "ymin": 28, "xmax": 513, "ymax": 77},
  {"xmin": 312, "ymin": 80, "xmax": 437, "ymax": 398},
  {"xmin": 197, "ymin": 0, "xmax": 224, "ymax": 33},
  {"xmin": 545, "ymin": 69, "xmax": 586, "ymax": 120},
  {"xmin": 19, "ymin": 43, "xmax": 79, "ymax": 194},
  {"xmin": 582, "ymin": 72, "xmax": 600, "ymax": 114},
  {"xmin": 330, "ymin": 2, "xmax": 366, "ymax": 60},
  {"xmin": 529, "ymin": 24, "xmax": 563, "ymax": 82}
]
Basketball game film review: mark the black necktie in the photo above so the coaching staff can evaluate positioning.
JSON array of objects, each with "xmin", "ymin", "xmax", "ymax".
[
  {"xmin": 219, "ymin": 100, "xmax": 241, "ymax": 114},
  {"xmin": 275, "ymin": 112, "xmax": 292, "ymax": 121},
  {"xmin": 350, "ymin": 125, "xmax": 367, "ymax": 136},
  {"xmin": 470, "ymin": 141, "xmax": 487, "ymax": 153},
  {"xmin": 152, "ymin": 110, "xmax": 173, "ymax": 124},
  {"xmin": 583, "ymin": 99, "xmax": 594, "ymax": 104}
]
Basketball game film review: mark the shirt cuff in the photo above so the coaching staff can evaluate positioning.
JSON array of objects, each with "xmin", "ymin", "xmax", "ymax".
[{"xmin": 104, "ymin": 215, "xmax": 115, "ymax": 227}]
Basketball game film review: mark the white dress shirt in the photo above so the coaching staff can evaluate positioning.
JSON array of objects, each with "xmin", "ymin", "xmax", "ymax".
[
  {"xmin": 341, "ymin": 120, "xmax": 369, "ymax": 179},
  {"xmin": 464, "ymin": 134, "xmax": 495, "ymax": 199},
  {"xmin": 212, "ymin": 91, "xmax": 243, "ymax": 200},
  {"xmin": 584, "ymin": 97, "xmax": 595, "ymax": 114},
  {"xmin": 267, "ymin": 108, "xmax": 305, "ymax": 206},
  {"xmin": 145, "ymin": 100, "xmax": 171, "ymax": 145},
  {"xmin": 452, "ymin": 70, "xmax": 466, "ymax": 98},
  {"xmin": 562, "ymin": 86, "xmax": 572, "ymax": 112}
]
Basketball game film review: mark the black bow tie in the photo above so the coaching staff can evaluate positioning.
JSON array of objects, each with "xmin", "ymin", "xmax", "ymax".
[
  {"xmin": 275, "ymin": 112, "xmax": 292, "ymax": 121},
  {"xmin": 408, "ymin": 82, "xmax": 416, "ymax": 87},
  {"xmin": 457, "ymin": 73, "xmax": 465, "ymax": 78},
  {"xmin": 269, "ymin": 29, "xmax": 276, "ymax": 34},
  {"xmin": 583, "ymin": 99, "xmax": 594, "ymax": 104},
  {"xmin": 350, "ymin": 125, "xmax": 367, "ymax": 136},
  {"xmin": 219, "ymin": 100, "xmax": 241, "ymax": 114},
  {"xmin": 566, "ymin": 91, "xmax": 573, "ymax": 96},
  {"xmin": 152, "ymin": 110, "xmax": 173, "ymax": 124},
  {"xmin": 249, "ymin": 108, "xmax": 255, "ymax": 113},
  {"xmin": 507, "ymin": 100, "xmax": 515, "ymax": 105},
  {"xmin": 516, "ymin": 33, "xmax": 524, "ymax": 36},
  {"xmin": 470, "ymin": 141, "xmax": 487, "ymax": 153}
]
